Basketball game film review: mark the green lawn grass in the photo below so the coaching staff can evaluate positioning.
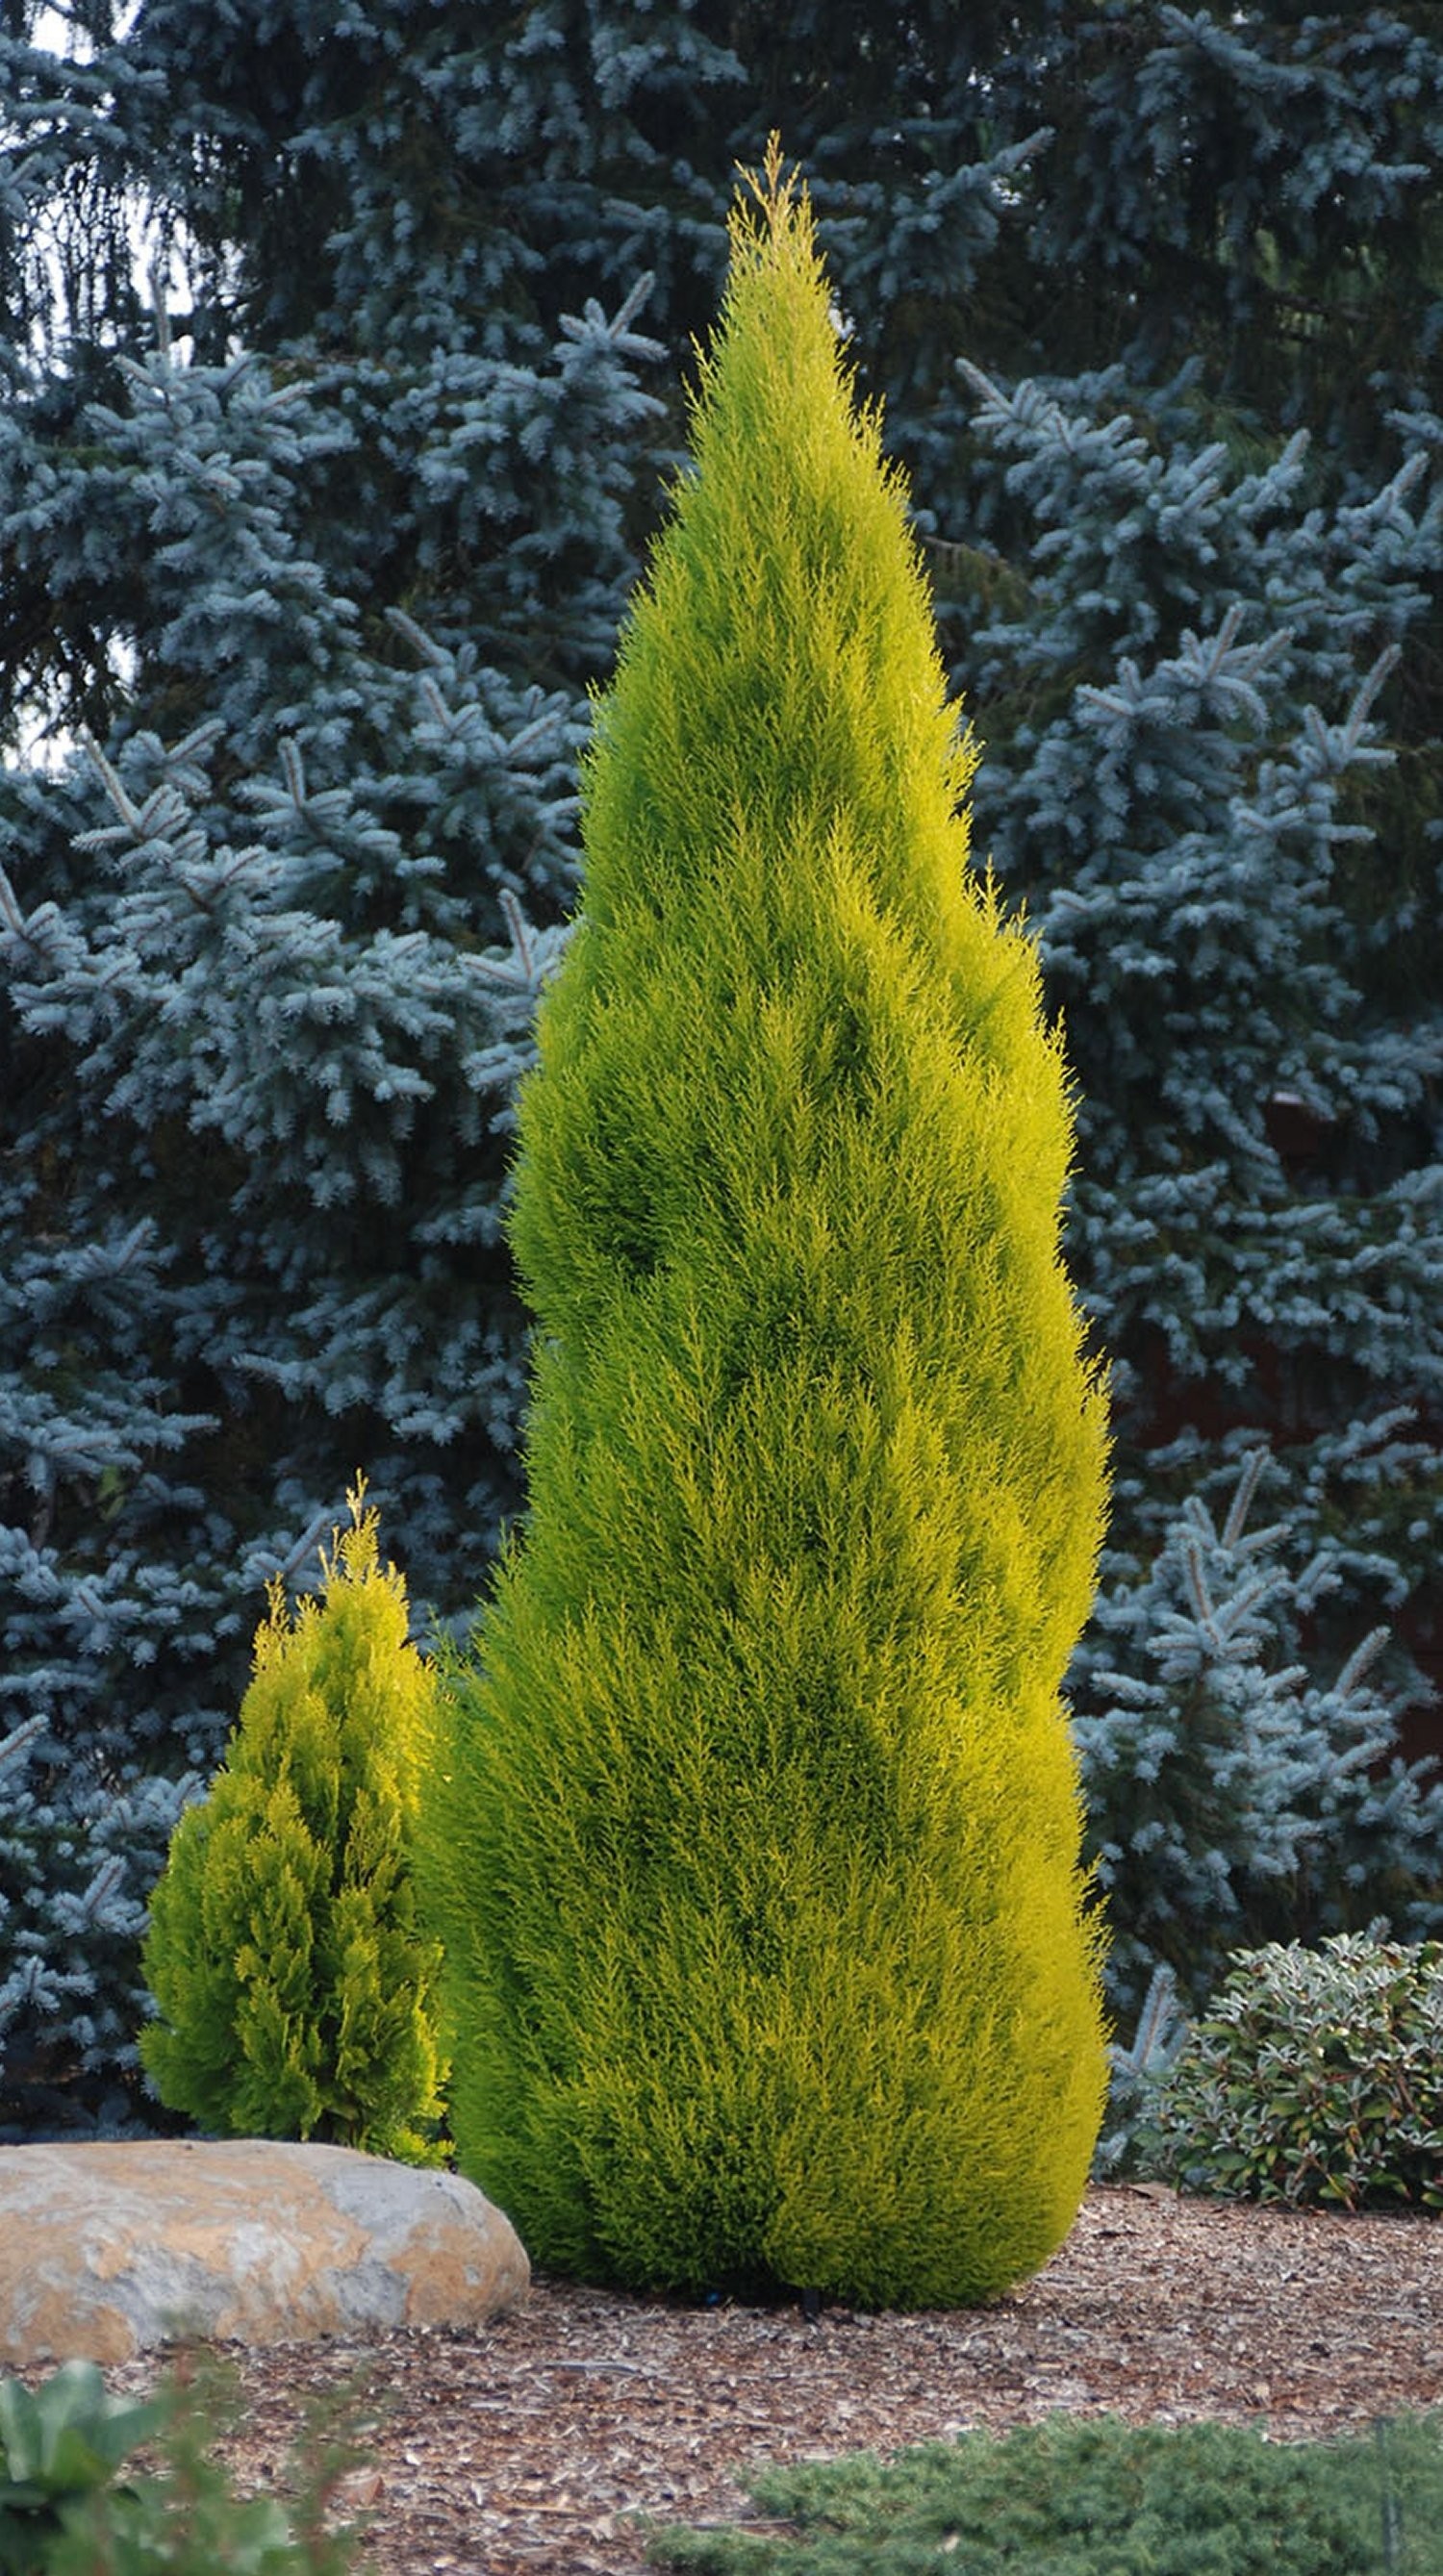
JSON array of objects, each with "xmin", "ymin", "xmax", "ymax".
[{"xmin": 645, "ymin": 2410, "xmax": 1443, "ymax": 2575}]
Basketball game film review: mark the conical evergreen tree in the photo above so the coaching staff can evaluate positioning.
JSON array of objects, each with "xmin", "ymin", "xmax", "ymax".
[
  {"xmin": 417, "ymin": 147, "xmax": 1109, "ymax": 2311},
  {"xmin": 139, "ymin": 1483, "xmax": 448, "ymax": 2164}
]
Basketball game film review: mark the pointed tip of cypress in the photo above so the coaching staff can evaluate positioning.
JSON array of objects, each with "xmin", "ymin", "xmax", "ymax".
[
  {"xmin": 731, "ymin": 129, "xmax": 814, "ymax": 270},
  {"xmin": 737, "ymin": 129, "xmax": 799, "ymax": 232}
]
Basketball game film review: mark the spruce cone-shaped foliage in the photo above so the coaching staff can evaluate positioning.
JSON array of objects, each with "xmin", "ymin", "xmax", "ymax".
[
  {"xmin": 418, "ymin": 148, "xmax": 1110, "ymax": 2304},
  {"xmin": 139, "ymin": 1485, "xmax": 448, "ymax": 2165}
]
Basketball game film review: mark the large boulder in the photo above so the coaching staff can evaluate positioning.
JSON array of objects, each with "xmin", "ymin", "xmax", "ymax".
[{"xmin": 0, "ymin": 2138, "xmax": 529, "ymax": 2366}]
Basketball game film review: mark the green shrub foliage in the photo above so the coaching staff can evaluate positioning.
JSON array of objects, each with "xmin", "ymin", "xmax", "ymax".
[
  {"xmin": 647, "ymin": 2411, "xmax": 1443, "ymax": 2576},
  {"xmin": 418, "ymin": 145, "xmax": 1110, "ymax": 2309},
  {"xmin": 2, "ymin": 2346, "xmax": 383, "ymax": 2576},
  {"xmin": 0, "ymin": 2360, "xmax": 170, "ymax": 2575},
  {"xmin": 139, "ymin": 1484, "xmax": 448, "ymax": 2164},
  {"xmin": 1141, "ymin": 1932, "xmax": 1443, "ymax": 2211}
]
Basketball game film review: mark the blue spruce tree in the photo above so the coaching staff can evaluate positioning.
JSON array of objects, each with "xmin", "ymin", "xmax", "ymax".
[
  {"xmin": 1073, "ymin": 1450, "xmax": 1443, "ymax": 2016},
  {"xmin": 920, "ymin": 8, "xmax": 1443, "ymax": 2029},
  {"xmin": 0, "ymin": 0, "xmax": 661, "ymax": 2136}
]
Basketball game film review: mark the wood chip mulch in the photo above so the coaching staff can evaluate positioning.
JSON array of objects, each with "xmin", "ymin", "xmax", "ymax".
[{"xmin": 65, "ymin": 2185, "xmax": 1443, "ymax": 2575}]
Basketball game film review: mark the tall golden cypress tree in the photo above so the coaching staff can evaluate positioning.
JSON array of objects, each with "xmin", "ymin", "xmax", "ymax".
[{"xmin": 418, "ymin": 144, "xmax": 1110, "ymax": 2305}]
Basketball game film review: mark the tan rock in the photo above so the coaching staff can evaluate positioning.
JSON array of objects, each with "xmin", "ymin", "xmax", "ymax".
[{"xmin": 0, "ymin": 2138, "xmax": 529, "ymax": 2366}]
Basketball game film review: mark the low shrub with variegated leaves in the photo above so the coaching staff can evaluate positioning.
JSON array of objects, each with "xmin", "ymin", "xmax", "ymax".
[{"xmin": 1139, "ymin": 1932, "xmax": 1443, "ymax": 2210}]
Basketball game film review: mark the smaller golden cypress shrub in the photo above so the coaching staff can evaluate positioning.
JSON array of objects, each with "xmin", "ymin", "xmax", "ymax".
[{"xmin": 139, "ymin": 1481, "xmax": 448, "ymax": 2165}]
